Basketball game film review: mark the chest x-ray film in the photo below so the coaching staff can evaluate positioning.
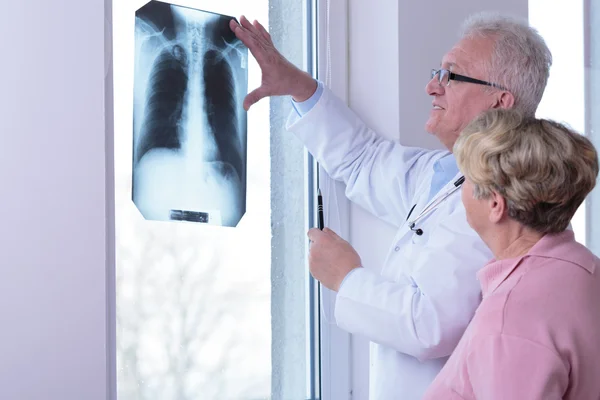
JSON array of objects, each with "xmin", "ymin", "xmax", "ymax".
[{"xmin": 132, "ymin": 1, "xmax": 248, "ymax": 227}]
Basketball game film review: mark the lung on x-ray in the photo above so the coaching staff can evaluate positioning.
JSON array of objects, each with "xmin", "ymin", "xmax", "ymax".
[{"xmin": 132, "ymin": 1, "xmax": 248, "ymax": 227}]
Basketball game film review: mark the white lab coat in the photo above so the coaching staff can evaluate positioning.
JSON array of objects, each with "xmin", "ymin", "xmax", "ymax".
[{"xmin": 286, "ymin": 86, "xmax": 493, "ymax": 399}]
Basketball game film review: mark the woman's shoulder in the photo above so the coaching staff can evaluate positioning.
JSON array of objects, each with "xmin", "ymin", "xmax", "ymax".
[{"xmin": 499, "ymin": 252, "xmax": 600, "ymax": 338}]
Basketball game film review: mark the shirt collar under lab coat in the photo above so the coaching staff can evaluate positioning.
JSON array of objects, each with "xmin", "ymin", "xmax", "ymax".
[
  {"xmin": 432, "ymin": 153, "xmax": 459, "ymax": 177},
  {"xmin": 427, "ymin": 154, "xmax": 460, "ymax": 203},
  {"xmin": 476, "ymin": 229, "xmax": 596, "ymax": 298}
]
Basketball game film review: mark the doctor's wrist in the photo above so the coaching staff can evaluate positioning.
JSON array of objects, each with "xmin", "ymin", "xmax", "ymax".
[{"xmin": 291, "ymin": 72, "xmax": 318, "ymax": 103}]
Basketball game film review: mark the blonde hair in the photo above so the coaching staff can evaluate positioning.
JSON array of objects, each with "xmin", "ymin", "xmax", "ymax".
[{"xmin": 454, "ymin": 109, "xmax": 599, "ymax": 234}]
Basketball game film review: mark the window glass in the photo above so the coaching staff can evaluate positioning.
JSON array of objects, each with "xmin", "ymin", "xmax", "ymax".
[{"xmin": 112, "ymin": 0, "xmax": 316, "ymax": 398}]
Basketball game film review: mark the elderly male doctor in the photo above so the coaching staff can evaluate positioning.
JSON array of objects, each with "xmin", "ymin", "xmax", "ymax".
[{"xmin": 231, "ymin": 12, "xmax": 551, "ymax": 399}]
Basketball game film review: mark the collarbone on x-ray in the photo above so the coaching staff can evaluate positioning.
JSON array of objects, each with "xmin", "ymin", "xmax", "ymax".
[{"xmin": 132, "ymin": 0, "xmax": 248, "ymax": 228}]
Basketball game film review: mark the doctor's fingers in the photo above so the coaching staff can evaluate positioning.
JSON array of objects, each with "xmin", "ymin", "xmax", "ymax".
[
  {"xmin": 252, "ymin": 19, "xmax": 272, "ymax": 42},
  {"xmin": 322, "ymin": 227, "xmax": 342, "ymax": 239},
  {"xmin": 236, "ymin": 15, "xmax": 272, "ymax": 42},
  {"xmin": 307, "ymin": 227, "xmax": 329, "ymax": 243},
  {"xmin": 308, "ymin": 227, "xmax": 343, "ymax": 244},
  {"xmin": 230, "ymin": 18, "xmax": 271, "ymax": 64},
  {"xmin": 239, "ymin": 15, "xmax": 267, "ymax": 41}
]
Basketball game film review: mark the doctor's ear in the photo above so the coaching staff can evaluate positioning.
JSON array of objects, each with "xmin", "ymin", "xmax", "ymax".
[
  {"xmin": 493, "ymin": 91, "xmax": 515, "ymax": 110},
  {"xmin": 488, "ymin": 191, "xmax": 507, "ymax": 223}
]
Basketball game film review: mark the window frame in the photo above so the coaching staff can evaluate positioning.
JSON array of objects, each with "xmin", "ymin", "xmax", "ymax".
[
  {"xmin": 584, "ymin": 0, "xmax": 600, "ymax": 256},
  {"xmin": 311, "ymin": 0, "xmax": 354, "ymax": 399}
]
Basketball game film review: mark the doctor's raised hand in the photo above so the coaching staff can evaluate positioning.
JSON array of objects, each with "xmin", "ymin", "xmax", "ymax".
[
  {"xmin": 229, "ymin": 16, "xmax": 317, "ymax": 110},
  {"xmin": 307, "ymin": 228, "xmax": 361, "ymax": 292}
]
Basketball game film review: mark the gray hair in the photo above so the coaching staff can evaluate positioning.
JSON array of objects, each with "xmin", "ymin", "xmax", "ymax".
[{"xmin": 459, "ymin": 12, "xmax": 552, "ymax": 117}]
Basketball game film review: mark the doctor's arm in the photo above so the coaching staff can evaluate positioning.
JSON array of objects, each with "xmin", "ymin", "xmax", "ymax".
[
  {"xmin": 287, "ymin": 85, "xmax": 443, "ymax": 225},
  {"xmin": 231, "ymin": 15, "xmax": 442, "ymax": 225},
  {"xmin": 334, "ymin": 212, "xmax": 491, "ymax": 361}
]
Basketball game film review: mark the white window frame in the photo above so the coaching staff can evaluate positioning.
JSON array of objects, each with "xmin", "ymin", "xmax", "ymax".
[
  {"xmin": 584, "ymin": 0, "xmax": 600, "ymax": 256},
  {"xmin": 312, "ymin": 0, "xmax": 355, "ymax": 398}
]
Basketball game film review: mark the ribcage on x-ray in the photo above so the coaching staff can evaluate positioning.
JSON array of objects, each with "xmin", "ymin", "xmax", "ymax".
[
  {"xmin": 136, "ymin": 43, "xmax": 242, "ymax": 183},
  {"xmin": 203, "ymin": 49, "xmax": 242, "ymax": 180},
  {"xmin": 136, "ymin": 45, "xmax": 189, "ymax": 164}
]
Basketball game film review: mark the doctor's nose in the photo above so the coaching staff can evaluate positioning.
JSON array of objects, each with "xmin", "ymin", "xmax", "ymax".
[{"xmin": 425, "ymin": 74, "xmax": 444, "ymax": 97}]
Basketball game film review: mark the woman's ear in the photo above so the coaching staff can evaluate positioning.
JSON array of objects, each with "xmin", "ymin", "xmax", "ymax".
[{"xmin": 488, "ymin": 191, "xmax": 507, "ymax": 223}]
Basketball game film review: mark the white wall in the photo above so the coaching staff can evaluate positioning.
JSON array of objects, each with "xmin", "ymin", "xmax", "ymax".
[
  {"xmin": 0, "ymin": 0, "xmax": 112, "ymax": 399},
  {"xmin": 345, "ymin": 0, "xmax": 527, "ymax": 397}
]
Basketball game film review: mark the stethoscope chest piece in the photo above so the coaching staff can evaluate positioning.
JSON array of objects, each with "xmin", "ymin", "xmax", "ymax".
[
  {"xmin": 408, "ymin": 222, "xmax": 423, "ymax": 236},
  {"xmin": 406, "ymin": 175, "xmax": 465, "ymax": 237}
]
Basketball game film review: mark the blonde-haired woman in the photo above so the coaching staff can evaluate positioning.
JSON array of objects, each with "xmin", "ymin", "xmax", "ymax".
[{"xmin": 423, "ymin": 109, "xmax": 600, "ymax": 399}]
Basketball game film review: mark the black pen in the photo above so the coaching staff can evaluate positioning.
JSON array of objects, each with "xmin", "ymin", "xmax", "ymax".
[{"xmin": 317, "ymin": 188, "xmax": 324, "ymax": 230}]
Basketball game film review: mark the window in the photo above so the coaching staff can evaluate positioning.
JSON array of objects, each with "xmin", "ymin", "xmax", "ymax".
[
  {"xmin": 529, "ymin": 0, "xmax": 588, "ymax": 245},
  {"xmin": 112, "ymin": 0, "xmax": 319, "ymax": 398},
  {"xmin": 584, "ymin": 0, "xmax": 600, "ymax": 256},
  {"xmin": 529, "ymin": 0, "xmax": 600, "ymax": 256}
]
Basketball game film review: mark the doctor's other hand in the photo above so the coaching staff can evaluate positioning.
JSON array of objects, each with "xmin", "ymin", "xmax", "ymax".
[
  {"xmin": 307, "ymin": 227, "xmax": 362, "ymax": 292},
  {"xmin": 230, "ymin": 15, "xmax": 318, "ymax": 111}
]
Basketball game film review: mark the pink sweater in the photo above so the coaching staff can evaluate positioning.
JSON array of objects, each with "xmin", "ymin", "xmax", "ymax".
[{"xmin": 423, "ymin": 230, "xmax": 600, "ymax": 399}]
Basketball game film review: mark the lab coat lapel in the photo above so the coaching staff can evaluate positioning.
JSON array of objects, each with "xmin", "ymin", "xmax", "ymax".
[{"xmin": 410, "ymin": 171, "xmax": 463, "ymax": 227}]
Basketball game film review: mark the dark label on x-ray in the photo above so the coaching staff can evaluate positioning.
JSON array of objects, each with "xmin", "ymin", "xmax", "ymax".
[{"xmin": 169, "ymin": 210, "xmax": 209, "ymax": 223}]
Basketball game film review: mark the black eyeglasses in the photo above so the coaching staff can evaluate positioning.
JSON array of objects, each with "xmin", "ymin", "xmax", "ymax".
[{"xmin": 431, "ymin": 68, "xmax": 507, "ymax": 91}]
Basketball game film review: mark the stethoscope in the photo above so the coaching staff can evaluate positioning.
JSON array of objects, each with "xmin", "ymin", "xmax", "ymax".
[{"xmin": 406, "ymin": 175, "xmax": 465, "ymax": 236}]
